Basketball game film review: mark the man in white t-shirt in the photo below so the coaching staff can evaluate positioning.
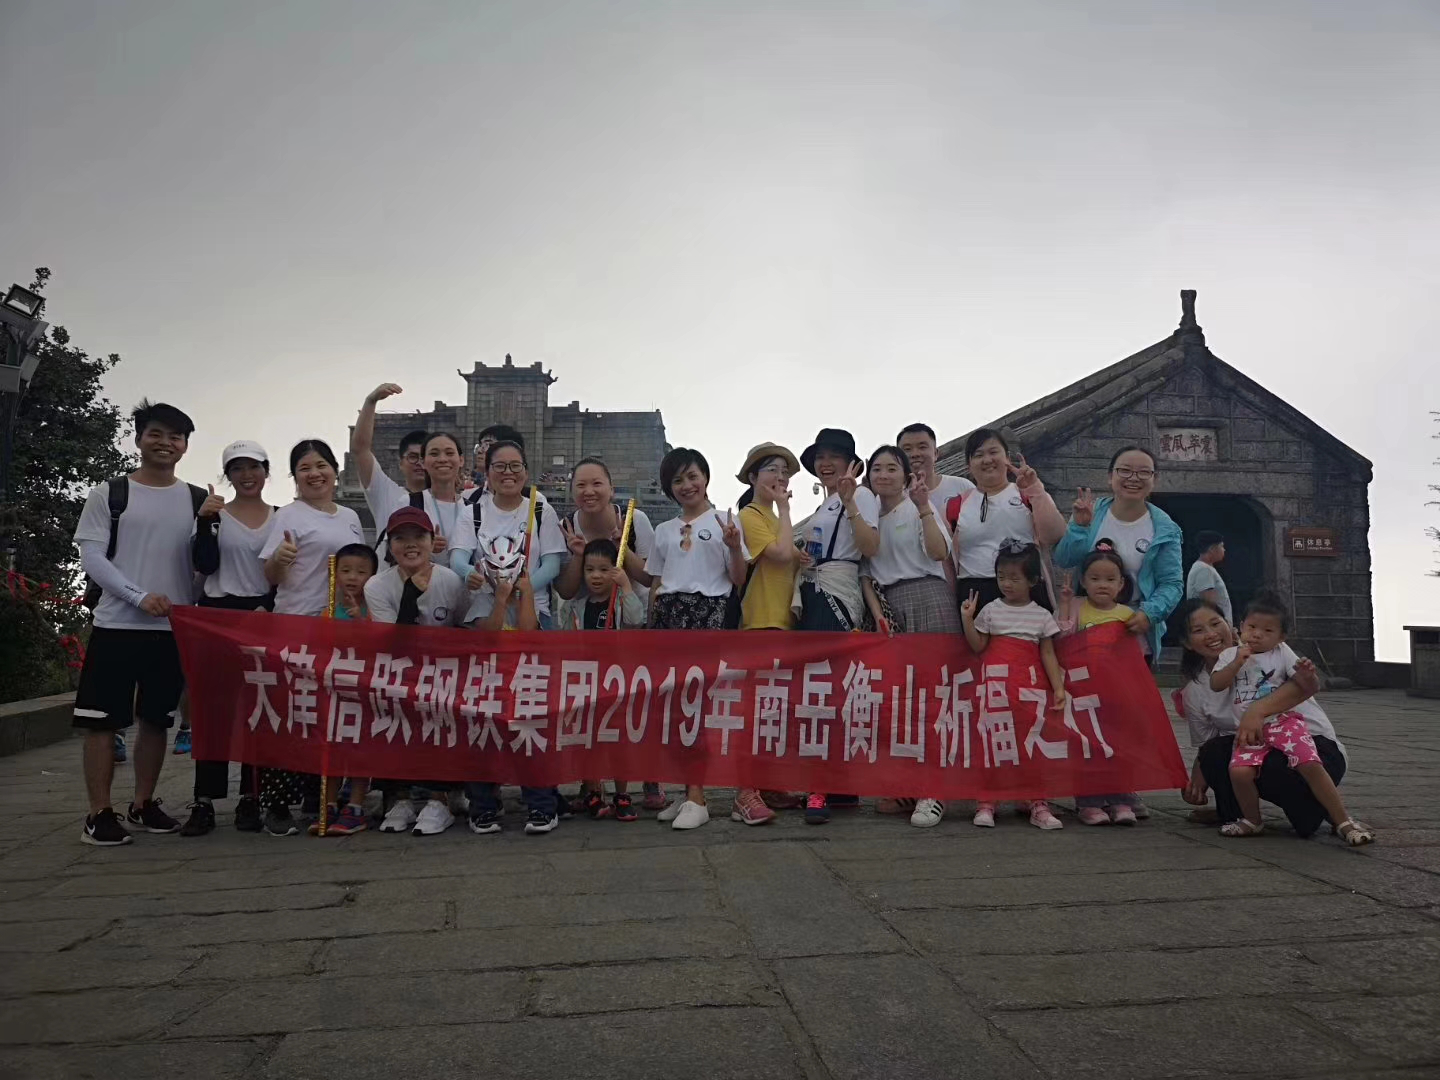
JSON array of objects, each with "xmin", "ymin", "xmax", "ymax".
[
  {"xmin": 350, "ymin": 383, "xmax": 431, "ymax": 556},
  {"xmin": 1186, "ymin": 530, "xmax": 1232, "ymax": 624},
  {"xmin": 72, "ymin": 400, "xmax": 205, "ymax": 847},
  {"xmin": 898, "ymin": 423, "xmax": 975, "ymax": 520}
]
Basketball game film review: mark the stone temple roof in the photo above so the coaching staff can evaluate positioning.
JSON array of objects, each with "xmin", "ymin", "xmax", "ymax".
[{"xmin": 935, "ymin": 290, "xmax": 1372, "ymax": 480}]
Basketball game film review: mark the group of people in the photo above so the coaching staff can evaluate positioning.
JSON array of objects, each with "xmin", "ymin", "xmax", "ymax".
[{"xmin": 70, "ymin": 388, "xmax": 1374, "ymax": 848}]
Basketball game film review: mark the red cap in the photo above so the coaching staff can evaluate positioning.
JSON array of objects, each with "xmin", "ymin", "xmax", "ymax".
[{"xmin": 385, "ymin": 506, "xmax": 433, "ymax": 536}]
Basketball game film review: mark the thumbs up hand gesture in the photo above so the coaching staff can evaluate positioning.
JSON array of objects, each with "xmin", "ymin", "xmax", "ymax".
[
  {"xmin": 432, "ymin": 529, "xmax": 447, "ymax": 555},
  {"xmin": 275, "ymin": 530, "xmax": 299, "ymax": 568},
  {"xmin": 199, "ymin": 484, "xmax": 225, "ymax": 518}
]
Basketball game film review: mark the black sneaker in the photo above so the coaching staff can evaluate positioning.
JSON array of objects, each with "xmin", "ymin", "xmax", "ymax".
[
  {"xmin": 524, "ymin": 809, "xmax": 559, "ymax": 835},
  {"xmin": 264, "ymin": 806, "xmax": 299, "ymax": 837},
  {"xmin": 468, "ymin": 809, "xmax": 502, "ymax": 835},
  {"xmin": 127, "ymin": 799, "xmax": 180, "ymax": 834},
  {"xmin": 180, "ymin": 800, "xmax": 216, "ymax": 837},
  {"xmin": 234, "ymin": 795, "xmax": 262, "ymax": 832},
  {"xmin": 81, "ymin": 808, "xmax": 133, "ymax": 846}
]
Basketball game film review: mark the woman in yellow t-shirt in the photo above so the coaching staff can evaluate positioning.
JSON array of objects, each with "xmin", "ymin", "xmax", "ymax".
[{"xmin": 732, "ymin": 443, "xmax": 811, "ymax": 826}]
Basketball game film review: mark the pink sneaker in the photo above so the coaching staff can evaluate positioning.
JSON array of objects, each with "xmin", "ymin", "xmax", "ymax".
[
  {"xmin": 1110, "ymin": 804, "xmax": 1138, "ymax": 826},
  {"xmin": 1078, "ymin": 806, "xmax": 1110, "ymax": 826},
  {"xmin": 1029, "ymin": 802, "xmax": 1063, "ymax": 830},
  {"xmin": 972, "ymin": 804, "xmax": 996, "ymax": 828},
  {"xmin": 731, "ymin": 788, "xmax": 776, "ymax": 826},
  {"xmin": 641, "ymin": 784, "xmax": 670, "ymax": 812}
]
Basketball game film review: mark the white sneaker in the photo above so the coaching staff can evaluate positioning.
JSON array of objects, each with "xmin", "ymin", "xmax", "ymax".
[
  {"xmin": 379, "ymin": 801, "xmax": 417, "ymax": 833},
  {"xmin": 671, "ymin": 800, "xmax": 710, "ymax": 830},
  {"xmin": 972, "ymin": 806, "xmax": 996, "ymax": 828},
  {"xmin": 413, "ymin": 800, "xmax": 455, "ymax": 836},
  {"xmin": 657, "ymin": 798, "xmax": 687, "ymax": 823},
  {"xmin": 910, "ymin": 798, "xmax": 945, "ymax": 828}
]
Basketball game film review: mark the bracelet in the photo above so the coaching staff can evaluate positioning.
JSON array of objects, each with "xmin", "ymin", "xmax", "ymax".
[{"xmin": 919, "ymin": 510, "xmax": 934, "ymax": 519}]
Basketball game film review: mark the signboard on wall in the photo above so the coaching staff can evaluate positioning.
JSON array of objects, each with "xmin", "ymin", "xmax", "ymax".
[
  {"xmin": 1156, "ymin": 428, "xmax": 1219, "ymax": 463},
  {"xmin": 1286, "ymin": 527, "xmax": 1339, "ymax": 558}
]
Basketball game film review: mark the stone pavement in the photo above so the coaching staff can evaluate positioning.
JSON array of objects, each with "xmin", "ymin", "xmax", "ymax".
[{"xmin": 1, "ymin": 689, "xmax": 1437, "ymax": 1080}]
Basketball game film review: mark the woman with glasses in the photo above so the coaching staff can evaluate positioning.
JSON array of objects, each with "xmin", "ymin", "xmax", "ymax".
[
  {"xmin": 948, "ymin": 428, "xmax": 1066, "ymax": 612},
  {"xmin": 1054, "ymin": 445, "xmax": 1184, "ymax": 824},
  {"xmin": 1055, "ymin": 445, "xmax": 1183, "ymax": 662}
]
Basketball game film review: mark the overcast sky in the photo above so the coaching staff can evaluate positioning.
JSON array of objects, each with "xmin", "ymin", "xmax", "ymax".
[{"xmin": 2, "ymin": 1, "xmax": 1436, "ymax": 658}]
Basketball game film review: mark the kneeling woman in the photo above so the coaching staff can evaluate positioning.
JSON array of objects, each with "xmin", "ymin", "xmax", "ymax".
[
  {"xmin": 645, "ymin": 448, "xmax": 749, "ymax": 830},
  {"xmin": 365, "ymin": 506, "xmax": 475, "ymax": 836}
]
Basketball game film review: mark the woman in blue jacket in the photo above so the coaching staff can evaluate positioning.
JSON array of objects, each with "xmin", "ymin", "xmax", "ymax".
[
  {"xmin": 1054, "ymin": 445, "xmax": 1183, "ymax": 825},
  {"xmin": 1055, "ymin": 445, "xmax": 1183, "ymax": 661}
]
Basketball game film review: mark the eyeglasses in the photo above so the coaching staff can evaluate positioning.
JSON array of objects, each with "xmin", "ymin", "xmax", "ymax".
[
  {"xmin": 402, "ymin": 452, "xmax": 424, "ymax": 464},
  {"xmin": 757, "ymin": 464, "xmax": 790, "ymax": 479},
  {"xmin": 1112, "ymin": 467, "xmax": 1155, "ymax": 480},
  {"xmin": 489, "ymin": 461, "xmax": 526, "ymax": 474}
]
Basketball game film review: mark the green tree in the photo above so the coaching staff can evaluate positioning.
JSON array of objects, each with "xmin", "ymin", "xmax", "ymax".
[{"xmin": 1, "ymin": 267, "xmax": 134, "ymax": 701}]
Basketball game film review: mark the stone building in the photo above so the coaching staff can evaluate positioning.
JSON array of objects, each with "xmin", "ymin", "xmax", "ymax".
[
  {"xmin": 341, "ymin": 354, "xmax": 673, "ymax": 535},
  {"xmin": 936, "ymin": 291, "xmax": 1374, "ymax": 676}
]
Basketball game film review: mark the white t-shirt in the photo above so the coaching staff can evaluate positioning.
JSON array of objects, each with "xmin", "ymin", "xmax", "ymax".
[
  {"xmin": 568, "ymin": 505, "xmax": 656, "ymax": 562},
  {"xmin": 203, "ymin": 508, "xmax": 276, "ymax": 600},
  {"xmin": 364, "ymin": 468, "xmax": 466, "ymax": 565},
  {"xmin": 974, "ymin": 599, "xmax": 1060, "ymax": 642},
  {"xmin": 74, "ymin": 478, "xmax": 198, "ymax": 631},
  {"xmin": 1215, "ymin": 642, "xmax": 1344, "ymax": 754},
  {"xmin": 950, "ymin": 483, "xmax": 1035, "ymax": 579},
  {"xmin": 364, "ymin": 565, "xmax": 467, "ymax": 627},
  {"xmin": 1182, "ymin": 677, "xmax": 1236, "ymax": 748},
  {"xmin": 1186, "ymin": 561, "xmax": 1232, "ymax": 624},
  {"xmin": 1095, "ymin": 507, "xmax": 1154, "ymax": 599},
  {"xmin": 804, "ymin": 487, "xmax": 881, "ymax": 563},
  {"xmin": 866, "ymin": 500, "xmax": 950, "ymax": 586},
  {"xmin": 458, "ymin": 490, "xmax": 567, "ymax": 621},
  {"xmin": 646, "ymin": 509, "xmax": 751, "ymax": 598},
  {"xmin": 928, "ymin": 474, "xmax": 976, "ymax": 522},
  {"xmin": 259, "ymin": 501, "xmax": 366, "ymax": 616}
]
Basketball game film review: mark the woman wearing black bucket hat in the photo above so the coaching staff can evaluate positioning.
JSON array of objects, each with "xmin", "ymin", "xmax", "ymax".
[{"xmin": 795, "ymin": 428, "xmax": 880, "ymax": 823}]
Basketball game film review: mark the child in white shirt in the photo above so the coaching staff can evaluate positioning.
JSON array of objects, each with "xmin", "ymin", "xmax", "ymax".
[
  {"xmin": 960, "ymin": 541, "xmax": 1067, "ymax": 832},
  {"xmin": 1210, "ymin": 591, "xmax": 1374, "ymax": 845}
]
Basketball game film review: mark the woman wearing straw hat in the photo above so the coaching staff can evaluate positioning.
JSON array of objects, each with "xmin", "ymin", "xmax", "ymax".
[{"xmin": 731, "ymin": 442, "xmax": 811, "ymax": 826}]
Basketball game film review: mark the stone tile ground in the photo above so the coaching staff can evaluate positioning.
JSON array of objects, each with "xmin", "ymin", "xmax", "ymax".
[{"xmin": 0, "ymin": 689, "xmax": 1436, "ymax": 1079}]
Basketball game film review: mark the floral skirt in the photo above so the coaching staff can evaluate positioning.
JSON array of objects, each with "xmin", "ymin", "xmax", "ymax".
[{"xmin": 652, "ymin": 592, "xmax": 729, "ymax": 631}]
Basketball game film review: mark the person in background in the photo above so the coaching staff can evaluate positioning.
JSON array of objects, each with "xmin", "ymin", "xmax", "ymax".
[
  {"xmin": 180, "ymin": 439, "xmax": 276, "ymax": 837},
  {"xmin": 1058, "ymin": 446, "xmax": 1183, "ymax": 667},
  {"xmin": 72, "ymin": 400, "xmax": 203, "ymax": 846},
  {"xmin": 1186, "ymin": 530, "xmax": 1232, "ymax": 625},
  {"xmin": 897, "ymin": 423, "xmax": 975, "ymax": 521},
  {"xmin": 256, "ymin": 440, "xmax": 365, "ymax": 837},
  {"xmin": 732, "ymin": 442, "xmax": 810, "ymax": 825},
  {"xmin": 554, "ymin": 538, "xmax": 645, "ymax": 822},
  {"xmin": 948, "ymin": 428, "xmax": 1066, "ymax": 613},
  {"xmin": 860, "ymin": 445, "xmax": 957, "ymax": 829},
  {"xmin": 646, "ymin": 448, "xmax": 749, "ymax": 831}
]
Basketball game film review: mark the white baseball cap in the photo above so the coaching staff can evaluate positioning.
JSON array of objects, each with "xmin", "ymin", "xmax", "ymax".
[{"xmin": 221, "ymin": 439, "xmax": 269, "ymax": 470}]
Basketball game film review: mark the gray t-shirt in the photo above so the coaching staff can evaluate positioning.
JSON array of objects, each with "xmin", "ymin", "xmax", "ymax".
[{"xmin": 1186, "ymin": 560, "xmax": 1232, "ymax": 623}]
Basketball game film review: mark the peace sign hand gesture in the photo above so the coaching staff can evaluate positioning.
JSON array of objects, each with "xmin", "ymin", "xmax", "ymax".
[
  {"xmin": 907, "ymin": 474, "xmax": 930, "ymax": 510},
  {"xmin": 198, "ymin": 484, "xmax": 225, "ymax": 518},
  {"xmin": 960, "ymin": 589, "xmax": 980, "ymax": 621},
  {"xmin": 1072, "ymin": 487, "xmax": 1095, "ymax": 527},
  {"xmin": 560, "ymin": 518, "xmax": 587, "ymax": 557},
  {"xmin": 1010, "ymin": 453, "xmax": 1039, "ymax": 490},
  {"xmin": 721, "ymin": 509, "xmax": 742, "ymax": 551},
  {"xmin": 837, "ymin": 460, "xmax": 862, "ymax": 504},
  {"xmin": 610, "ymin": 505, "xmax": 624, "ymax": 543}
]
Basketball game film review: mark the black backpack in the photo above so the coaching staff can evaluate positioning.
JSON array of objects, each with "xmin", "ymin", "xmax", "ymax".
[{"xmin": 82, "ymin": 478, "xmax": 208, "ymax": 611}]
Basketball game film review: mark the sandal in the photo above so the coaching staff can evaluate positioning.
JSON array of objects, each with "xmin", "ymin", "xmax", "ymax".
[
  {"xmin": 1336, "ymin": 819, "xmax": 1376, "ymax": 846},
  {"xmin": 1219, "ymin": 818, "xmax": 1263, "ymax": 838}
]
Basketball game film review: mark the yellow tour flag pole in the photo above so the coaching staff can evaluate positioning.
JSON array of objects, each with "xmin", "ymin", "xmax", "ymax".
[
  {"xmin": 607, "ymin": 498, "xmax": 636, "ymax": 629},
  {"xmin": 317, "ymin": 553, "xmax": 337, "ymax": 837}
]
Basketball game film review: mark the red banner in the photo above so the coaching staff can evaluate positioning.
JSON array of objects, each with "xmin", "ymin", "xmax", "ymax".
[{"xmin": 172, "ymin": 609, "xmax": 1186, "ymax": 801}]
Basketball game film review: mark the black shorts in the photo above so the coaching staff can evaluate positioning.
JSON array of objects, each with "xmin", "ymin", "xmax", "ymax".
[{"xmin": 73, "ymin": 628, "xmax": 184, "ymax": 732}]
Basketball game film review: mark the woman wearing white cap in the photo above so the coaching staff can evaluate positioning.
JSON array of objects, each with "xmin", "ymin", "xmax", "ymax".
[{"xmin": 179, "ymin": 439, "xmax": 277, "ymax": 838}]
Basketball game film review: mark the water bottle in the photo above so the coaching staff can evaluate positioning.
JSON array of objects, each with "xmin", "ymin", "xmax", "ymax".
[{"xmin": 806, "ymin": 524, "xmax": 824, "ymax": 562}]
